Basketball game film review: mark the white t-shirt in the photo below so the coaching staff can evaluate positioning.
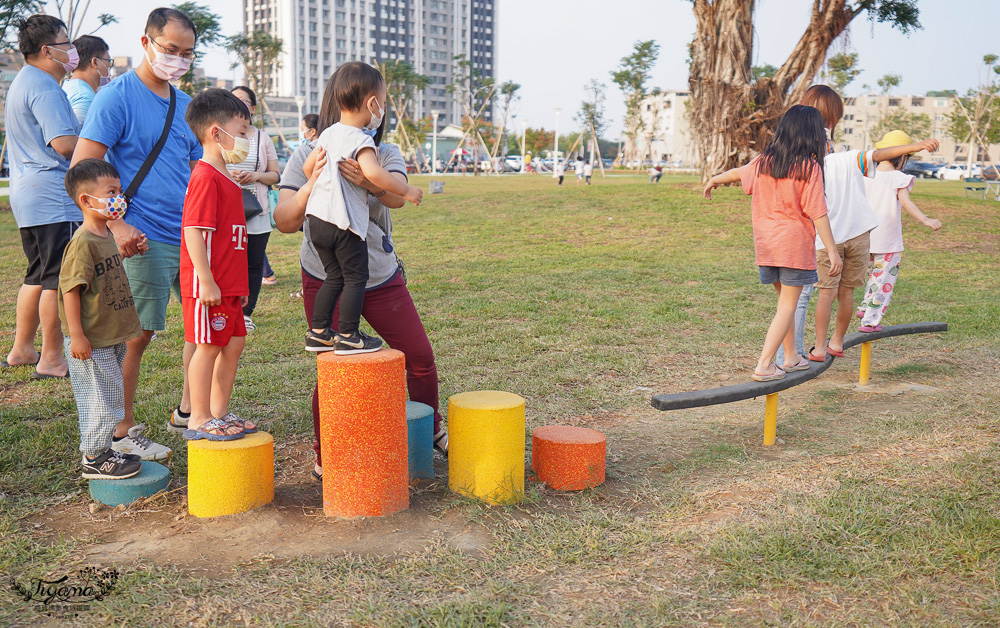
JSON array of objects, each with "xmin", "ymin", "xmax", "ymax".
[
  {"xmin": 583, "ymin": 163, "xmax": 593, "ymax": 176},
  {"xmin": 865, "ymin": 168, "xmax": 915, "ymax": 253},
  {"xmin": 304, "ymin": 123, "xmax": 376, "ymax": 239},
  {"xmin": 815, "ymin": 149, "xmax": 879, "ymax": 249},
  {"xmin": 575, "ymin": 161, "xmax": 585, "ymax": 175},
  {"xmin": 554, "ymin": 163, "xmax": 565, "ymax": 176}
]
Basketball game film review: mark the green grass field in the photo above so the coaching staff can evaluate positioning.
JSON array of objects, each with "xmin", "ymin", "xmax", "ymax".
[{"xmin": 2, "ymin": 174, "xmax": 998, "ymax": 626}]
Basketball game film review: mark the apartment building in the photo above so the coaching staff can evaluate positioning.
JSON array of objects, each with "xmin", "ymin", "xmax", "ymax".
[
  {"xmin": 636, "ymin": 90, "xmax": 698, "ymax": 167},
  {"xmin": 243, "ymin": 0, "xmax": 497, "ymax": 131}
]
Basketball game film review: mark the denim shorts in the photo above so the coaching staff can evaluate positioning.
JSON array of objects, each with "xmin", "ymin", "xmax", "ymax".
[{"xmin": 758, "ymin": 266, "xmax": 819, "ymax": 287}]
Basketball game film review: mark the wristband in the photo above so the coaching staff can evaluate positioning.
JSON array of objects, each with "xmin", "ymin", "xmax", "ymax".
[{"xmin": 372, "ymin": 189, "xmax": 387, "ymax": 198}]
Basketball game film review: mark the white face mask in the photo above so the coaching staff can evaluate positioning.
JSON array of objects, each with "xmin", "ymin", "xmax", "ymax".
[
  {"xmin": 365, "ymin": 96, "xmax": 384, "ymax": 131},
  {"xmin": 146, "ymin": 39, "xmax": 192, "ymax": 82}
]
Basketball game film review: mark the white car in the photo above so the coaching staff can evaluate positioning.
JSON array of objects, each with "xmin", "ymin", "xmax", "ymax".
[{"xmin": 938, "ymin": 164, "xmax": 980, "ymax": 180}]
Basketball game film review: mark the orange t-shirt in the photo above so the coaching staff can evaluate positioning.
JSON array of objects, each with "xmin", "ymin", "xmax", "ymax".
[{"xmin": 739, "ymin": 156, "xmax": 828, "ymax": 270}]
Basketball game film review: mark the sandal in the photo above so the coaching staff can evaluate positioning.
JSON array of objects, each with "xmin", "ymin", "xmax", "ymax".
[
  {"xmin": 859, "ymin": 324, "xmax": 882, "ymax": 333},
  {"xmin": 826, "ymin": 345, "xmax": 845, "ymax": 358},
  {"xmin": 182, "ymin": 417, "xmax": 245, "ymax": 441},
  {"xmin": 221, "ymin": 412, "xmax": 257, "ymax": 434},
  {"xmin": 290, "ymin": 289, "xmax": 304, "ymax": 300},
  {"xmin": 806, "ymin": 346, "xmax": 827, "ymax": 362},
  {"xmin": 782, "ymin": 356, "xmax": 810, "ymax": 372},
  {"xmin": 310, "ymin": 468, "xmax": 322, "ymax": 482},
  {"xmin": 751, "ymin": 364, "xmax": 785, "ymax": 382},
  {"xmin": 1, "ymin": 354, "xmax": 41, "ymax": 369}
]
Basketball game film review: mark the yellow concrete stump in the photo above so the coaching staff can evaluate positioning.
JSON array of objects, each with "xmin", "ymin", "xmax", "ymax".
[
  {"xmin": 448, "ymin": 390, "xmax": 526, "ymax": 504},
  {"xmin": 859, "ymin": 341, "xmax": 873, "ymax": 386},
  {"xmin": 187, "ymin": 431, "xmax": 274, "ymax": 518},
  {"xmin": 763, "ymin": 393, "xmax": 779, "ymax": 446}
]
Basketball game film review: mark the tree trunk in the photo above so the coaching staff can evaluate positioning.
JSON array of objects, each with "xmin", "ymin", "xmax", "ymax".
[{"xmin": 689, "ymin": 0, "xmax": 861, "ymax": 182}]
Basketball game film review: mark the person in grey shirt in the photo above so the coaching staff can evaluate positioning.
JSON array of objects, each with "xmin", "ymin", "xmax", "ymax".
[{"xmin": 273, "ymin": 67, "xmax": 447, "ymax": 482}]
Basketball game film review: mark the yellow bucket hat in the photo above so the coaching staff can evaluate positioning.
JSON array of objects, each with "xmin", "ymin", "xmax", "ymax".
[{"xmin": 875, "ymin": 129, "xmax": 914, "ymax": 153}]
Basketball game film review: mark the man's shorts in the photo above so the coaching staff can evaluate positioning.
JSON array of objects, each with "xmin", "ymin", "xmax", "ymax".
[
  {"xmin": 183, "ymin": 295, "xmax": 246, "ymax": 346},
  {"xmin": 20, "ymin": 221, "xmax": 77, "ymax": 289},
  {"xmin": 122, "ymin": 239, "xmax": 181, "ymax": 331},
  {"xmin": 815, "ymin": 232, "xmax": 870, "ymax": 289},
  {"xmin": 758, "ymin": 266, "xmax": 819, "ymax": 287}
]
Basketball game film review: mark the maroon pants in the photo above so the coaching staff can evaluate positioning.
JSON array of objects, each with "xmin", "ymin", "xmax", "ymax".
[{"xmin": 302, "ymin": 269, "xmax": 442, "ymax": 465}]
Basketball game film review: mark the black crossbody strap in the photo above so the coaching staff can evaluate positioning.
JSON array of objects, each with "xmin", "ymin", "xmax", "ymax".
[{"xmin": 124, "ymin": 86, "xmax": 176, "ymax": 204}]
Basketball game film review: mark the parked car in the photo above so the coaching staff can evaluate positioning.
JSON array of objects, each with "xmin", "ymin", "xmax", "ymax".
[
  {"xmin": 902, "ymin": 161, "xmax": 938, "ymax": 178},
  {"xmin": 938, "ymin": 163, "xmax": 981, "ymax": 181},
  {"xmin": 983, "ymin": 165, "xmax": 999, "ymax": 180},
  {"xmin": 504, "ymin": 155, "xmax": 523, "ymax": 171}
]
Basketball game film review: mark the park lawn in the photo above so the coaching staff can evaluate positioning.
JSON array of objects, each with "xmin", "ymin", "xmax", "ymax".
[{"xmin": 1, "ymin": 173, "xmax": 998, "ymax": 626}]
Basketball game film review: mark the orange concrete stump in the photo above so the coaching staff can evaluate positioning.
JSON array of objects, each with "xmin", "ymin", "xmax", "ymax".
[
  {"xmin": 317, "ymin": 348, "xmax": 408, "ymax": 517},
  {"xmin": 531, "ymin": 425, "xmax": 606, "ymax": 491}
]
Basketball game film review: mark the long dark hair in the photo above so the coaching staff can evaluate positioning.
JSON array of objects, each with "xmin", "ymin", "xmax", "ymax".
[
  {"xmin": 318, "ymin": 65, "xmax": 387, "ymax": 146},
  {"xmin": 757, "ymin": 105, "xmax": 826, "ymax": 182}
]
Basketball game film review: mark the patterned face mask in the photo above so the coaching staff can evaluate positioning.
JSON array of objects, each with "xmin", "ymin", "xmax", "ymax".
[{"xmin": 85, "ymin": 193, "xmax": 128, "ymax": 220}]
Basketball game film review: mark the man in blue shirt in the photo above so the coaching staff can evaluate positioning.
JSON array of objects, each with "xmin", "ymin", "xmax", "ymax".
[
  {"xmin": 3, "ymin": 15, "xmax": 80, "ymax": 379},
  {"xmin": 72, "ymin": 8, "xmax": 202, "ymax": 460},
  {"xmin": 62, "ymin": 34, "xmax": 112, "ymax": 127}
]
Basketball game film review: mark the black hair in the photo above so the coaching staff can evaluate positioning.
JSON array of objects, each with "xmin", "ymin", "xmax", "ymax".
[
  {"xmin": 65, "ymin": 159, "xmax": 121, "ymax": 202},
  {"xmin": 185, "ymin": 88, "xmax": 251, "ymax": 140},
  {"xmin": 145, "ymin": 7, "xmax": 197, "ymax": 39},
  {"xmin": 302, "ymin": 113, "xmax": 319, "ymax": 131},
  {"xmin": 319, "ymin": 65, "xmax": 387, "ymax": 145},
  {"xmin": 889, "ymin": 154, "xmax": 909, "ymax": 170},
  {"xmin": 72, "ymin": 34, "xmax": 109, "ymax": 70},
  {"xmin": 757, "ymin": 105, "xmax": 827, "ymax": 182},
  {"xmin": 231, "ymin": 85, "xmax": 257, "ymax": 106},
  {"xmin": 16, "ymin": 14, "xmax": 66, "ymax": 58},
  {"xmin": 332, "ymin": 61, "xmax": 384, "ymax": 112}
]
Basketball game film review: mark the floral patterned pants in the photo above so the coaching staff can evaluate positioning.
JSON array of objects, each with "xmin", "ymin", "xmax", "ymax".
[{"xmin": 860, "ymin": 252, "xmax": 901, "ymax": 327}]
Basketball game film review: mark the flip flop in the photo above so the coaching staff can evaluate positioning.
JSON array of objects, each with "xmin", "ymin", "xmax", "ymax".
[
  {"xmin": 859, "ymin": 324, "xmax": 882, "ymax": 333},
  {"xmin": 310, "ymin": 468, "xmax": 322, "ymax": 482},
  {"xmin": 826, "ymin": 346, "xmax": 846, "ymax": 358},
  {"xmin": 1, "ymin": 355, "xmax": 41, "ymax": 369},
  {"xmin": 182, "ymin": 417, "xmax": 245, "ymax": 441},
  {"xmin": 806, "ymin": 346, "xmax": 827, "ymax": 362},
  {"xmin": 751, "ymin": 365, "xmax": 785, "ymax": 382},
  {"xmin": 30, "ymin": 371, "xmax": 68, "ymax": 380},
  {"xmin": 782, "ymin": 356, "xmax": 811, "ymax": 372}
]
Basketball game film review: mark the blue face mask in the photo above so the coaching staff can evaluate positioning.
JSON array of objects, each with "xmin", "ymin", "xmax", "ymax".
[{"xmin": 363, "ymin": 127, "xmax": 378, "ymax": 139}]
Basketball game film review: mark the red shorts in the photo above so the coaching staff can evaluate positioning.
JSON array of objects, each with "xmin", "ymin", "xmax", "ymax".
[{"xmin": 182, "ymin": 296, "xmax": 246, "ymax": 346}]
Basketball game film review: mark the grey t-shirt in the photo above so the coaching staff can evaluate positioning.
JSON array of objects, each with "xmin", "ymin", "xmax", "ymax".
[{"xmin": 281, "ymin": 141, "xmax": 407, "ymax": 289}]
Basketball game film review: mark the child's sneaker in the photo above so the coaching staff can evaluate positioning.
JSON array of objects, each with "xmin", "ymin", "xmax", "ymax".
[
  {"xmin": 111, "ymin": 424, "xmax": 173, "ymax": 461},
  {"xmin": 82, "ymin": 449, "xmax": 142, "ymax": 480},
  {"xmin": 168, "ymin": 406, "xmax": 189, "ymax": 432},
  {"xmin": 433, "ymin": 428, "xmax": 449, "ymax": 455},
  {"xmin": 333, "ymin": 331, "xmax": 383, "ymax": 355},
  {"xmin": 305, "ymin": 329, "xmax": 338, "ymax": 352}
]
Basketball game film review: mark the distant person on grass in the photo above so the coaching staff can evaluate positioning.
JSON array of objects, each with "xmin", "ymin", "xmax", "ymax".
[
  {"xmin": 574, "ymin": 156, "xmax": 585, "ymax": 185},
  {"xmin": 583, "ymin": 160, "xmax": 593, "ymax": 185},
  {"xmin": 61, "ymin": 160, "xmax": 144, "ymax": 479},
  {"xmin": 274, "ymin": 64, "xmax": 449, "ymax": 482},
  {"xmin": 3, "ymin": 15, "xmax": 80, "ymax": 379},
  {"xmin": 72, "ymin": 8, "xmax": 201, "ymax": 456},
  {"xmin": 62, "ymin": 34, "xmax": 112, "ymax": 127},
  {"xmin": 554, "ymin": 159, "xmax": 565, "ymax": 185},
  {"xmin": 178, "ymin": 89, "xmax": 256, "ymax": 441},
  {"xmin": 704, "ymin": 105, "xmax": 841, "ymax": 382},
  {"xmin": 648, "ymin": 165, "xmax": 662, "ymax": 183},
  {"xmin": 858, "ymin": 130, "xmax": 943, "ymax": 333}
]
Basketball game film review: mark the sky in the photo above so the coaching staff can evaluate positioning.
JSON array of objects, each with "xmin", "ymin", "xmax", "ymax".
[{"xmin": 53, "ymin": 0, "xmax": 1000, "ymax": 138}]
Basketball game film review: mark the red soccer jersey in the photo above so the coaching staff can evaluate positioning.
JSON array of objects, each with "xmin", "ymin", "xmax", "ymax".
[{"xmin": 180, "ymin": 161, "xmax": 249, "ymax": 298}]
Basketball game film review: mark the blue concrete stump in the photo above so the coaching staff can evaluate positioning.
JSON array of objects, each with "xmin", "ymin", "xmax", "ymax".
[
  {"xmin": 89, "ymin": 461, "xmax": 171, "ymax": 507},
  {"xmin": 406, "ymin": 401, "xmax": 434, "ymax": 479}
]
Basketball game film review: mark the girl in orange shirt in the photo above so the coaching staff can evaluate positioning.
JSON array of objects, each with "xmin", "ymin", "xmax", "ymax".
[{"xmin": 704, "ymin": 105, "xmax": 842, "ymax": 381}]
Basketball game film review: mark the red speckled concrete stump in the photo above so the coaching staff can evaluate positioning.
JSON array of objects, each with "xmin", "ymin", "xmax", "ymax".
[
  {"xmin": 531, "ymin": 425, "xmax": 606, "ymax": 490},
  {"xmin": 317, "ymin": 348, "xmax": 408, "ymax": 517}
]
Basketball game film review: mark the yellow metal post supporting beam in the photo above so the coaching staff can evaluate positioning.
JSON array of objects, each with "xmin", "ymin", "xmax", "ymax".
[
  {"xmin": 859, "ymin": 341, "xmax": 873, "ymax": 386},
  {"xmin": 763, "ymin": 393, "xmax": 779, "ymax": 446}
]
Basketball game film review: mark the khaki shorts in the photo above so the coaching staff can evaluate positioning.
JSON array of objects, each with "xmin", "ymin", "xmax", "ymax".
[{"xmin": 815, "ymin": 232, "xmax": 870, "ymax": 289}]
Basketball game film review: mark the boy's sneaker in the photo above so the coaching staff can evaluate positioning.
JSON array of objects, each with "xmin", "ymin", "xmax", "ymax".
[
  {"xmin": 244, "ymin": 315, "xmax": 256, "ymax": 332},
  {"xmin": 334, "ymin": 331, "xmax": 383, "ymax": 355},
  {"xmin": 305, "ymin": 329, "xmax": 338, "ymax": 352},
  {"xmin": 111, "ymin": 424, "xmax": 173, "ymax": 461},
  {"xmin": 82, "ymin": 449, "xmax": 142, "ymax": 480},
  {"xmin": 168, "ymin": 406, "xmax": 189, "ymax": 432},
  {"xmin": 433, "ymin": 429, "xmax": 449, "ymax": 455}
]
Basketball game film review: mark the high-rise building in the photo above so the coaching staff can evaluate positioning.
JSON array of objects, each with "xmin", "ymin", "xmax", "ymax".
[{"xmin": 242, "ymin": 0, "xmax": 496, "ymax": 131}]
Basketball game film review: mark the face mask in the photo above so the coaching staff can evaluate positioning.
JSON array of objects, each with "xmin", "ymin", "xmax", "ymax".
[
  {"xmin": 97, "ymin": 59, "xmax": 111, "ymax": 87},
  {"xmin": 146, "ymin": 41, "xmax": 192, "ymax": 82},
  {"xmin": 50, "ymin": 44, "xmax": 79, "ymax": 74},
  {"xmin": 364, "ymin": 97, "xmax": 384, "ymax": 131},
  {"xmin": 217, "ymin": 127, "xmax": 251, "ymax": 164},
  {"xmin": 85, "ymin": 194, "xmax": 128, "ymax": 220}
]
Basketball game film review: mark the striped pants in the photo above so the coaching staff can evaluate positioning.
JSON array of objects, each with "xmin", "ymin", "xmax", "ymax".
[
  {"xmin": 65, "ymin": 338, "xmax": 127, "ymax": 457},
  {"xmin": 860, "ymin": 252, "xmax": 901, "ymax": 327}
]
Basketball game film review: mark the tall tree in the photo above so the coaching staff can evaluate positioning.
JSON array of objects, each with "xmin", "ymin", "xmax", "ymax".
[
  {"xmin": 610, "ymin": 40, "xmax": 659, "ymax": 168},
  {"xmin": 827, "ymin": 51, "xmax": 861, "ymax": 94},
  {"xmin": 49, "ymin": 0, "xmax": 117, "ymax": 39},
  {"xmin": 173, "ymin": 2, "xmax": 221, "ymax": 96},
  {"xmin": 946, "ymin": 54, "xmax": 1000, "ymax": 171},
  {"xmin": 576, "ymin": 79, "xmax": 609, "ymax": 173},
  {"xmin": 876, "ymin": 72, "xmax": 902, "ymax": 95},
  {"xmin": 1, "ymin": 0, "xmax": 41, "ymax": 52},
  {"xmin": 868, "ymin": 107, "xmax": 930, "ymax": 144},
  {"xmin": 751, "ymin": 64, "xmax": 777, "ymax": 82},
  {"xmin": 225, "ymin": 30, "xmax": 288, "ymax": 147},
  {"xmin": 688, "ymin": 0, "xmax": 921, "ymax": 181},
  {"xmin": 490, "ymin": 80, "xmax": 520, "ymax": 160},
  {"xmin": 376, "ymin": 59, "xmax": 431, "ymax": 169}
]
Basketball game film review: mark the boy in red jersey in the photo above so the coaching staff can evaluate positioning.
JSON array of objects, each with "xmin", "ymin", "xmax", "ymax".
[{"xmin": 179, "ymin": 89, "xmax": 258, "ymax": 441}]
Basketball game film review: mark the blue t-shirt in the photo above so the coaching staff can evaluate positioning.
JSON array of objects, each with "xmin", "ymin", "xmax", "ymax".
[
  {"xmin": 81, "ymin": 70, "xmax": 202, "ymax": 247},
  {"xmin": 62, "ymin": 77, "xmax": 95, "ymax": 128},
  {"xmin": 4, "ymin": 65, "xmax": 81, "ymax": 228}
]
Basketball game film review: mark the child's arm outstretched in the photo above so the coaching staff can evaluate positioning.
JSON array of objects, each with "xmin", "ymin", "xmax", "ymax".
[
  {"xmin": 703, "ymin": 167, "xmax": 742, "ymax": 199},
  {"xmin": 898, "ymin": 188, "xmax": 942, "ymax": 230},
  {"xmin": 183, "ymin": 228, "xmax": 221, "ymax": 306},
  {"xmin": 872, "ymin": 139, "xmax": 940, "ymax": 164},
  {"xmin": 62, "ymin": 287, "xmax": 91, "ymax": 360},
  {"xmin": 813, "ymin": 216, "xmax": 843, "ymax": 276},
  {"xmin": 356, "ymin": 147, "xmax": 423, "ymax": 205}
]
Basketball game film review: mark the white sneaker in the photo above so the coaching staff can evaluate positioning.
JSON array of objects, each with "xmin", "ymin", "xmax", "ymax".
[
  {"xmin": 111, "ymin": 424, "xmax": 173, "ymax": 461},
  {"xmin": 433, "ymin": 429, "xmax": 448, "ymax": 455},
  {"xmin": 244, "ymin": 315, "xmax": 256, "ymax": 331}
]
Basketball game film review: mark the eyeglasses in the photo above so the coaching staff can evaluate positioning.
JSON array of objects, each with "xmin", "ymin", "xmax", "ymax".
[
  {"xmin": 238, "ymin": 99, "xmax": 254, "ymax": 108},
  {"xmin": 46, "ymin": 40, "xmax": 73, "ymax": 49},
  {"xmin": 149, "ymin": 37, "xmax": 197, "ymax": 61},
  {"xmin": 96, "ymin": 57, "xmax": 115, "ymax": 67}
]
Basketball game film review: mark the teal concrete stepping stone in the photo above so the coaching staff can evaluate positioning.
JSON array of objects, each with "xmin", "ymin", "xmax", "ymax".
[
  {"xmin": 89, "ymin": 461, "xmax": 170, "ymax": 507},
  {"xmin": 406, "ymin": 401, "xmax": 434, "ymax": 480}
]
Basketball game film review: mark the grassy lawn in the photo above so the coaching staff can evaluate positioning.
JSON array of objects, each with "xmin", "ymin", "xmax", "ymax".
[{"xmin": 1, "ymin": 173, "xmax": 998, "ymax": 626}]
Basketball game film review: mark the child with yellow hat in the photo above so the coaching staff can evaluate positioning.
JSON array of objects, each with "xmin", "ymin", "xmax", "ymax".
[{"xmin": 857, "ymin": 130, "xmax": 943, "ymax": 332}]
